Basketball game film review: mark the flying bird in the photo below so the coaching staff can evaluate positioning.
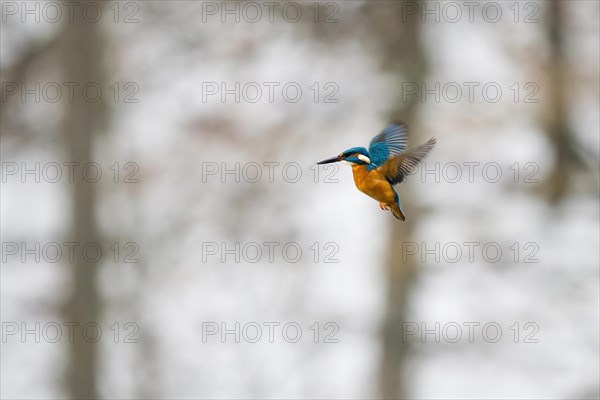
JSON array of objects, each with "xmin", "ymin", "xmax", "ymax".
[{"xmin": 317, "ymin": 121, "xmax": 436, "ymax": 221}]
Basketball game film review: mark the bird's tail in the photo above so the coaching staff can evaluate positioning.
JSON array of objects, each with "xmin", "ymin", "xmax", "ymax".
[{"xmin": 390, "ymin": 204, "xmax": 406, "ymax": 221}]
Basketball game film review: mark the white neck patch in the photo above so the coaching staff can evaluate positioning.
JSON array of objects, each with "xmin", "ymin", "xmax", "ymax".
[{"xmin": 357, "ymin": 154, "xmax": 371, "ymax": 164}]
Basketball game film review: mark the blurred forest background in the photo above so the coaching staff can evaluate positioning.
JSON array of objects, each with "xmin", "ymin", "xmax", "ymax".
[{"xmin": 1, "ymin": 1, "xmax": 599, "ymax": 399}]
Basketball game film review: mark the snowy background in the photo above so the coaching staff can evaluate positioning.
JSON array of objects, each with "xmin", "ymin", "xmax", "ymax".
[{"xmin": 1, "ymin": 1, "xmax": 599, "ymax": 399}]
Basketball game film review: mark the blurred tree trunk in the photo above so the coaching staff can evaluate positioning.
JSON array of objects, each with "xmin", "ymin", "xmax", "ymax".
[
  {"xmin": 60, "ymin": 3, "xmax": 107, "ymax": 399},
  {"xmin": 368, "ymin": 1, "xmax": 428, "ymax": 398},
  {"xmin": 542, "ymin": 1, "xmax": 584, "ymax": 203}
]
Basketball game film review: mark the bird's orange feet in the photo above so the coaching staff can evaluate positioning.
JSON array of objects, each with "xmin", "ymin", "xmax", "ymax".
[{"xmin": 379, "ymin": 202, "xmax": 389, "ymax": 211}]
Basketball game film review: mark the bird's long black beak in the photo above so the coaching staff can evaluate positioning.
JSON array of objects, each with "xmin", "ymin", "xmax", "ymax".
[{"xmin": 317, "ymin": 155, "xmax": 344, "ymax": 165}]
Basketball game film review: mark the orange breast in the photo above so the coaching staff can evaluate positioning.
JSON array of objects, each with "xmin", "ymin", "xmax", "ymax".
[{"xmin": 351, "ymin": 165, "xmax": 396, "ymax": 204}]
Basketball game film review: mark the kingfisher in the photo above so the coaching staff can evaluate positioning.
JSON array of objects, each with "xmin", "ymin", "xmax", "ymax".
[{"xmin": 317, "ymin": 121, "xmax": 436, "ymax": 221}]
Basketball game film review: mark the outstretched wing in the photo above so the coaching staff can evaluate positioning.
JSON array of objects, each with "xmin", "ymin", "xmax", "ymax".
[
  {"xmin": 368, "ymin": 121, "xmax": 409, "ymax": 168},
  {"xmin": 378, "ymin": 138, "xmax": 436, "ymax": 185}
]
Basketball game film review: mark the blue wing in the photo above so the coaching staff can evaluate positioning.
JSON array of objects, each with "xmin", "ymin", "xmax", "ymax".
[{"xmin": 367, "ymin": 121, "xmax": 409, "ymax": 169}]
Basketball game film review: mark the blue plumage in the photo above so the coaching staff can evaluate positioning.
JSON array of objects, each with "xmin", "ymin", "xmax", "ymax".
[
  {"xmin": 367, "ymin": 121, "xmax": 409, "ymax": 170},
  {"xmin": 341, "ymin": 147, "xmax": 370, "ymax": 158},
  {"xmin": 316, "ymin": 120, "xmax": 435, "ymax": 221}
]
